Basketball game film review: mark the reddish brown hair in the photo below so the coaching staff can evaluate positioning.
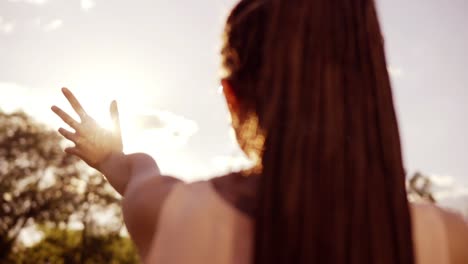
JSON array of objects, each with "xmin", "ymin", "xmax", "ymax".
[{"xmin": 222, "ymin": 0, "xmax": 414, "ymax": 263}]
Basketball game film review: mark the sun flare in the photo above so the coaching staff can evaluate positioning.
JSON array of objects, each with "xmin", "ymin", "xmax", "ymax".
[
  {"xmin": 67, "ymin": 77, "xmax": 149, "ymax": 152},
  {"xmin": 65, "ymin": 76, "xmax": 198, "ymax": 155}
]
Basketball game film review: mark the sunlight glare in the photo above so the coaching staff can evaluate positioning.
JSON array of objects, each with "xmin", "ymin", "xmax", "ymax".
[
  {"xmin": 70, "ymin": 76, "xmax": 147, "ymax": 152},
  {"xmin": 69, "ymin": 74, "xmax": 198, "ymax": 154}
]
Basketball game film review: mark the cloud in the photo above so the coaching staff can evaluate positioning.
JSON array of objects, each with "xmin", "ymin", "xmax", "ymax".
[
  {"xmin": 1, "ymin": 23, "xmax": 14, "ymax": 34},
  {"xmin": 117, "ymin": 110, "xmax": 202, "ymax": 180},
  {"xmin": 436, "ymin": 192, "xmax": 468, "ymax": 218},
  {"xmin": 0, "ymin": 82, "xmax": 33, "ymax": 112},
  {"xmin": 43, "ymin": 19, "xmax": 63, "ymax": 32},
  {"xmin": 423, "ymin": 173, "xmax": 467, "ymax": 198},
  {"xmin": 0, "ymin": 17, "xmax": 15, "ymax": 34},
  {"xmin": 135, "ymin": 114, "xmax": 165, "ymax": 129},
  {"xmin": 421, "ymin": 173, "xmax": 468, "ymax": 214},
  {"xmin": 7, "ymin": 0, "xmax": 48, "ymax": 5},
  {"xmin": 0, "ymin": 83, "xmax": 203, "ymax": 181},
  {"xmin": 407, "ymin": 172, "xmax": 468, "ymax": 216},
  {"xmin": 32, "ymin": 18, "xmax": 42, "ymax": 27},
  {"xmin": 429, "ymin": 174, "xmax": 455, "ymax": 187},
  {"xmin": 388, "ymin": 66, "xmax": 404, "ymax": 77},
  {"xmin": 122, "ymin": 110, "xmax": 199, "ymax": 153},
  {"xmin": 210, "ymin": 154, "xmax": 254, "ymax": 175},
  {"xmin": 81, "ymin": 0, "xmax": 96, "ymax": 11},
  {"xmin": 0, "ymin": 82, "xmax": 64, "ymax": 127},
  {"xmin": 136, "ymin": 111, "xmax": 198, "ymax": 136},
  {"xmin": 435, "ymin": 187, "xmax": 468, "ymax": 200},
  {"xmin": 0, "ymin": 83, "xmax": 198, "ymax": 152}
]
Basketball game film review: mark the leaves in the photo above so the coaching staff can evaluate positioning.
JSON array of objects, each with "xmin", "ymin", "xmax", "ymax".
[
  {"xmin": 6, "ymin": 226, "xmax": 139, "ymax": 264},
  {"xmin": 0, "ymin": 110, "xmax": 134, "ymax": 262}
]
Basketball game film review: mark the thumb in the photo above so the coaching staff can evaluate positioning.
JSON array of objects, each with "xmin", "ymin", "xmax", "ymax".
[{"xmin": 110, "ymin": 100, "xmax": 122, "ymax": 137}]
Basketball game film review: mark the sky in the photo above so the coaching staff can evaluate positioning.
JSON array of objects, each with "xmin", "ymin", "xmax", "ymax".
[{"xmin": 0, "ymin": 0, "xmax": 467, "ymax": 205}]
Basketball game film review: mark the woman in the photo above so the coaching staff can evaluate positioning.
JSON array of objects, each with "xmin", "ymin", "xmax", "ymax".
[{"xmin": 52, "ymin": 0, "xmax": 468, "ymax": 263}]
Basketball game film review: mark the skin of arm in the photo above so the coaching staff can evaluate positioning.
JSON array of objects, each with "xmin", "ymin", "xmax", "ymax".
[{"xmin": 97, "ymin": 151, "xmax": 162, "ymax": 196}]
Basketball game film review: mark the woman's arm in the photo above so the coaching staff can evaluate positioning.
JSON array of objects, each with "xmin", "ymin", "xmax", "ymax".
[{"xmin": 97, "ymin": 152, "xmax": 161, "ymax": 196}]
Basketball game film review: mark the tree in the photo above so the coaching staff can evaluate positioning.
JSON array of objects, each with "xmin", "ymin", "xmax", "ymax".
[
  {"xmin": 6, "ymin": 226, "xmax": 139, "ymax": 264},
  {"xmin": 0, "ymin": 111, "xmax": 126, "ymax": 261},
  {"xmin": 407, "ymin": 172, "xmax": 436, "ymax": 203}
]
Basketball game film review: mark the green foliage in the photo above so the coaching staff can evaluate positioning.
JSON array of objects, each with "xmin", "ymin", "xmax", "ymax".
[
  {"xmin": 6, "ymin": 226, "xmax": 139, "ymax": 264},
  {"xmin": 0, "ymin": 111, "xmax": 138, "ymax": 263},
  {"xmin": 0, "ymin": 111, "xmax": 81, "ymax": 257}
]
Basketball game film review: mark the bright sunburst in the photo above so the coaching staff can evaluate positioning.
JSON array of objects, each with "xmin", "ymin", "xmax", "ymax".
[
  {"xmin": 67, "ymin": 76, "xmax": 148, "ymax": 153},
  {"xmin": 67, "ymin": 75, "xmax": 198, "ymax": 156}
]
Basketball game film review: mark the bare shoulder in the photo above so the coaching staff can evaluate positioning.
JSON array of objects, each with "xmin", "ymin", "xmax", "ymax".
[
  {"xmin": 158, "ymin": 181, "xmax": 217, "ymax": 216},
  {"xmin": 143, "ymin": 181, "xmax": 238, "ymax": 264},
  {"xmin": 436, "ymin": 206, "xmax": 468, "ymax": 264},
  {"xmin": 123, "ymin": 175, "xmax": 183, "ymax": 218},
  {"xmin": 125, "ymin": 180, "xmax": 211, "ymax": 222},
  {"xmin": 410, "ymin": 203, "xmax": 468, "ymax": 264}
]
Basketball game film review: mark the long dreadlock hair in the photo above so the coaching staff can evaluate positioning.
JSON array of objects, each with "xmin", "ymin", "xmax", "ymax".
[{"xmin": 221, "ymin": 0, "xmax": 415, "ymax": 263}]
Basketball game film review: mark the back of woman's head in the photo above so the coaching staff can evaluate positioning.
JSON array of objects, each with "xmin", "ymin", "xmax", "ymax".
[{"xmin": 221, "ymin": 0, "xmax": 414, "ymax": 264}]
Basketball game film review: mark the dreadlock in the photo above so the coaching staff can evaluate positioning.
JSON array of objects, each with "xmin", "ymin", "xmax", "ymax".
[{"xmin": 221, "ymin": 0, "xmax": 415, "ymax": 263}]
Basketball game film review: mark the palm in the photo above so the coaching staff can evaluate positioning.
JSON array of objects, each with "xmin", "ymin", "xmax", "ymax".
[{"xmin": 52, "ymin": 88, "xmax": 123, "ymax": 169}]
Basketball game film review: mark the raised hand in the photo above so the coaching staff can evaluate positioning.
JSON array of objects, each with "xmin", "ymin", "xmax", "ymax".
[{"xmin": 51, "ymin": 88, "xmax": 123, "ymax": 170}]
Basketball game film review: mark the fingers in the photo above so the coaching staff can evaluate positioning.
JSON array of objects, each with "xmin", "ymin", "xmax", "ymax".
[
  {"xmin": 51, "ymin": 106, "xmax": 80, "ymax": 130},
  {"xmin": 62, "ymin": 87, "xmax": 87, "ymax": 119},
  {"xmin": 58, "ymin": 128, "xmax": 79, "ymax": 143},
  {"xmin": 110, "ymin": 100, "xmax": 122, "ymax": 137},
  {"xmin": 64, "ymin": 147, "xmax": 85, "ymax": 160}
]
